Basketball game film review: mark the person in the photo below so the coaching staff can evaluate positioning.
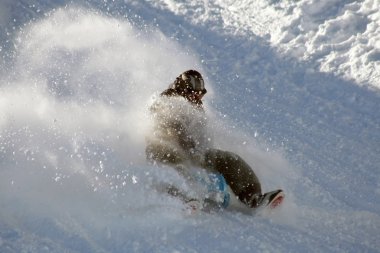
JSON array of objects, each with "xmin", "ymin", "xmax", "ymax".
[{"xmin": 146, "ymin": 70, "xmax": 283, "ymax": 209}]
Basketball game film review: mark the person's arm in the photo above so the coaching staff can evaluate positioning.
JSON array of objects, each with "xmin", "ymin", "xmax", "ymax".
[{"xmin": 170, "ymin": 120, "xmax": 197, "ymax": 151}]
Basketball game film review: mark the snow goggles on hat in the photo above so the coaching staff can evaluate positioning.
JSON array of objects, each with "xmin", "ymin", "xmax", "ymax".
[{"xmin": 182, "ymin": 73, "xmax": 207, "ymax": 94}]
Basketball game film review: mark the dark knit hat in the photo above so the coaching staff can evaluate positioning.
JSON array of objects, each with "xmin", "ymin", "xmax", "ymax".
[{"xmin": 170, "ymin": 70, "xmax": 207, "ymax": 95}]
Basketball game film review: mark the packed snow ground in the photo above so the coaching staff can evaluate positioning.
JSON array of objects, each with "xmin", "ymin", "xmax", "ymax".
[
  {"xmin": 0, "ymin": 1, "xmax": 379, "ymax": 253},
  {"xmin": 148, "ymin": 0, "xmax": 380, "ymax": 89}
]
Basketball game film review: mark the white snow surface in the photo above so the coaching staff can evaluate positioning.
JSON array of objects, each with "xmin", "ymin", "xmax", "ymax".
[
  {"xmin": 0, "ymin": 1, "xmax": 379, "ymax": 253},
  {"xmin": 150, "ymin": 0, "xmax": 380, "ymax": 89}
]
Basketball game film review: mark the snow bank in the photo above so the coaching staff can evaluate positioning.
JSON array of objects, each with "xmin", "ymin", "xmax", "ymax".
[{"xmin": 152, "ymin": 0, "xmax": 380, "ymax": 89}]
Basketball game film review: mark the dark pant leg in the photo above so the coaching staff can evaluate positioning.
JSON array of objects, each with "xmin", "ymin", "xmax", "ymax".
[{"xmin": 203, "ymin": 149, "xmax": 262, "ymax": 207}]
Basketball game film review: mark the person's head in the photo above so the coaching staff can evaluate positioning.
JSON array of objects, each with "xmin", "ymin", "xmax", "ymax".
[{"xmin": 170, "ymin": 70, "xmax": 207, "ymax": 103}]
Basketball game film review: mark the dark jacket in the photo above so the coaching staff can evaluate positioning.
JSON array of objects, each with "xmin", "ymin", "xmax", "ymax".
[
  {"xmin": 160, "ymin": 87, "xmax": 204, "ymax": 108},
  {"xmin": 146, "ymin": 87, "xmax": 208, "ymax": 166}
]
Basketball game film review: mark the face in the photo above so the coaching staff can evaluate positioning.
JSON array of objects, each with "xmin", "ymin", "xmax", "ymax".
[
  {"xmin": 186, "ymin": 89, "xmax": 206, "ymax": 103},
  {"xmin": 180, "ymin": 73, "xmax": 207, "ymax": 103}
]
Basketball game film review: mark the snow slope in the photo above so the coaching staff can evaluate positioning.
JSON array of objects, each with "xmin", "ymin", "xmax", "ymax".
[
  {"xmin": 148, "ymin": 0, "xmax": 380, "ymax": 89},
  {"xmin": 0, "ymin": 1, "xmax": 379, "ymax": 252}
]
